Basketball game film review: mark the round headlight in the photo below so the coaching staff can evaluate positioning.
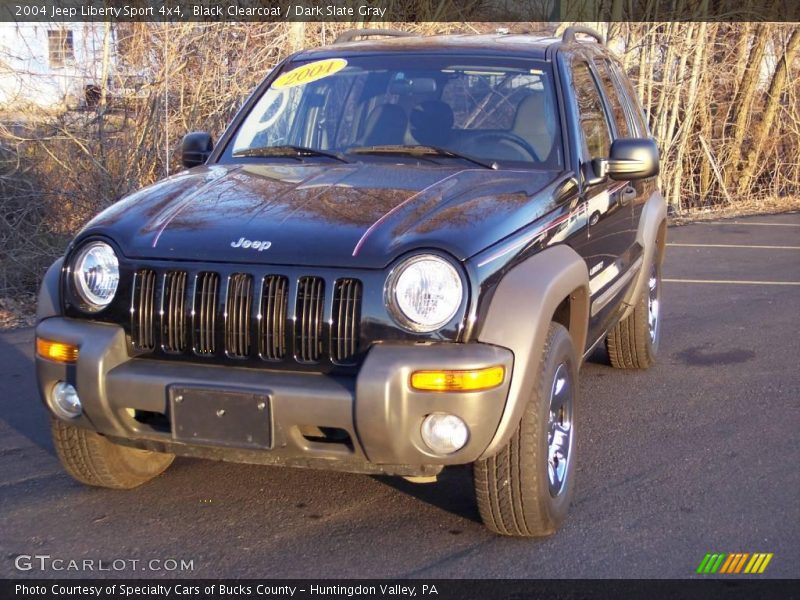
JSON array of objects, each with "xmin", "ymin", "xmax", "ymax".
[
  {"xmin": 390, "ymin": 254, "xmax": 463, "ymax": 332},
  {"xmin": 72, "ymin": 241, "xmax": 119, "ymax": 310}
]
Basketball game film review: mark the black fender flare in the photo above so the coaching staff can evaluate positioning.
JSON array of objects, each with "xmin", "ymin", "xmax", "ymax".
[
  {"xmin": 476, "ymin": 244, "xmax": 589, "ymax": 459},
  {"xmin": 619, "ymin": 190, "xmax": 667, "ymax": 320},
  {"xmin": 36, "ymin": 257, "xmax": 63, "ymax": 323}
]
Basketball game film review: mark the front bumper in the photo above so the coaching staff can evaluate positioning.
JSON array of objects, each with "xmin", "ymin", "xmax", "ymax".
[{"xmin": 35, "ymin": 318, "xmax": 513, "ymax": 476}]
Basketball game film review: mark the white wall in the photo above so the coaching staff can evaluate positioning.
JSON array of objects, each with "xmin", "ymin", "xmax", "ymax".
[{"xmin": 0, "ymin": 22, "xmax": 112, "ymax": 108}]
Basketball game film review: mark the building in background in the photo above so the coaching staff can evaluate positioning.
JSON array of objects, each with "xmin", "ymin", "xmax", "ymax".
[{"xmin": 0, "ymin": 22, "xmax": 115, "ymax": 110}]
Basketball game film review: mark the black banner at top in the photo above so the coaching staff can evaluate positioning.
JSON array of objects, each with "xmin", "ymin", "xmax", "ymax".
[{"xmin": 2, "ymin": 0, "xmax": 799, "ymax": 22}]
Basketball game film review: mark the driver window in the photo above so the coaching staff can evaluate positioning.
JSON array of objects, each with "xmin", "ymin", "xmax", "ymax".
[
  {"xmin": 593, "ymin": 59, "xmax": 631, "ymax": 138},
  {"xmin": 571, "ymin": 61, "xmax": 612, "ymax": 159}
]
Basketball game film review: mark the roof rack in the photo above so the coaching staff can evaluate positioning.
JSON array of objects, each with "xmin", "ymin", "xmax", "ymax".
[
  {"xmin": 334, "ymin": 29, "xmax": 416, "ymax": 45},
  {"xmin": 562, "ymin": 26, "xmax": 605, "ymax": 46}
]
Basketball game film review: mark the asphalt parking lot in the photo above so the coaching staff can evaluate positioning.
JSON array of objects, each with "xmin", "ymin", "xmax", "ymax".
[{"xmin": 1, "ymin": 213, "xmax": 798, "ymax": 579}]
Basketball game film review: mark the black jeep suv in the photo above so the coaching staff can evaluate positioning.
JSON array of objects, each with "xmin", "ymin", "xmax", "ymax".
[{"xmin": 35, "ymin": 27, "xmax": 665, "ymax": 537}]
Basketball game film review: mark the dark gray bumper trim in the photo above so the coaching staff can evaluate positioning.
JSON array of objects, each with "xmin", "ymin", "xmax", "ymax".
[{"xmin": 35, "ymin": 318, "xmax": 514, "ymax": 471}]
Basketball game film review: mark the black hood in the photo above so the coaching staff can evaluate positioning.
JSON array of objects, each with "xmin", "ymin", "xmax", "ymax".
[{"xmin": 80, "ymin": 163, "xmax": 560, "ymax": 269}]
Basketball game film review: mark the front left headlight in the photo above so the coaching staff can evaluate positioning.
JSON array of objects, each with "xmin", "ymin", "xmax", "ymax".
[
  {"xmin": 72, "ymin": 241, "xmax": 119, "ymax": 310},
  {"xmin": 388, "ymin": 254, "xmax": 463, "ymax": 332}
]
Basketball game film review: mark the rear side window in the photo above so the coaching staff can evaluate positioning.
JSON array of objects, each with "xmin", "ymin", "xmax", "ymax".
[
  {"xmin": 571, "ymin": 61, "xmax": 611, "ymax": 159},
  {"xmin": 609, "ymin": 61, "xmax": 649, "ymax": 136},
  {"xmin": 593, "ymin": 59, "xmax": 631, "ymax": 138}
]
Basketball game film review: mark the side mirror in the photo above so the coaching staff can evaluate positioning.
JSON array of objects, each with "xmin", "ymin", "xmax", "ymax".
[
  {"xmin": 592, "ymin": 138, "xmax": 659, "ymax": 181},
  {"xmin": 181, "ymin": 132, "xmax": 214, "ymax": 168}
]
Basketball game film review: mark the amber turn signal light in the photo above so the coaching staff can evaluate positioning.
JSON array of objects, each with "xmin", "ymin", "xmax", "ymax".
[
  {"xmin": 36, "ymin": 338, "xmax": 79, "ymax": 363},
  {"xmin": 410, "ymin": 365, "xmax": 505, "ymax": 392}
]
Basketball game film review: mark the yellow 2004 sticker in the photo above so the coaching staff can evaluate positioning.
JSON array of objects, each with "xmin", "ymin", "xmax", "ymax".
[{"xmin": 272, "ymin": 58, "xmax": 348, "ymax": 89}]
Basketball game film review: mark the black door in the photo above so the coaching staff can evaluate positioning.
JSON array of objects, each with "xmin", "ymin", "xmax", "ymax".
[{"xmin": 568, "ymin": 57, "xmax": 640, "ymax": 350}]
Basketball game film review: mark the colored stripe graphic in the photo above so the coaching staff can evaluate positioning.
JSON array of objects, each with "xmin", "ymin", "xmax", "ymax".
[
  {"xmin": 743, "ymin": 553, "xmax": 773, "ymax": 574},
  {"xmin": 710, "ymin": 554, "xmax": 726, "ymax": 573},
  {"xmin": 719, "ymin": 554, "xmax": 736, "ymax": 573},
  {"xmin": 734, "ymin": 553, "xmax": 750, "ymax": 573},
  {"xmin": 696, "ymin": 554, "xmax": 712, "ymax": 574},
  {"xmin": 746, "ymin": 554, "xmax": 762, "ymax": 573},
  {"xmin": 758, "ymin": 554, "xmax": 773, "ymax": 573},
  {"xmin": 697, "ymin": 552, "xmax": 773, "ymax": 574},
  {"xmin": 697, "ymin": 554, "xmax": 727, "ymax": 573}
]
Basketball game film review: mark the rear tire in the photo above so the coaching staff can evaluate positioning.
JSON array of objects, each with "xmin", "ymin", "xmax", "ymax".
[
  {"xmin": 606, "ymin": 258, "xmax": 662, "ymax": 369},
  {"xmin": 473, "ymin": 323, "xmax": 578, "ymax": 537},
  {"xmin": 51, "ymin": 418, "xmax": 174, "ymax": 489}
]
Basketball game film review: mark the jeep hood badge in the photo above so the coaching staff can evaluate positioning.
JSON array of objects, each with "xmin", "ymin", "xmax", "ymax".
[{"xmin": 231, "ymin": 237, "xmax": 272, "ymax": 251}]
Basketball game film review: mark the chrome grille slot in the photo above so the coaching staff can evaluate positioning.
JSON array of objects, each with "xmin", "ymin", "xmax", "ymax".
[
  {"xmin": 295, "ymin": 276, "xmax": 325, "ymax": 363},
  {"xmin": 193, "ymin": 272, "xmax": 219, "ymax": 356},
  {"xmin": 259, "ymin": 275, "xmax": 288, "ymax": 361},
  {"xmin": 131, "ymin": 269, "xmax": 156, "ymax": 351},
  {"xmin": 225, "ymin": 273, "xmax": 253, "ymax": 358},
  {"xmin": 331, "ymin": 279, "xmax": 362, "ymax": 364},
  {"xmin": 161, "ymin": 271, "xmax": 188, "ymax": 352},
  {"xmin": 126, "ymin": 266, "xmax": 364, "ymax": 368}
]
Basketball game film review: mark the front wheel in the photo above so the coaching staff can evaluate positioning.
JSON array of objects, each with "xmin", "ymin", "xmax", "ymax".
[
  {"xmin": 473, "ymin": 322, "xmax": 578, "ymax": 537},
  {"xmin": 51, "ymin": 419, "xmax": 174, "ymax": 489}
]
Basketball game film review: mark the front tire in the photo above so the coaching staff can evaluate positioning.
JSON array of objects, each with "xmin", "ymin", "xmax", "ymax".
[
  {"xmin": 606, "ymin": 259, "xmax": 662, "ymax": 369},
  {"xmin": 51, "ymin": 419, "xmax": 174, "ymax": 489},
  {"xmin": 473, "ymin": 322, "xmax": 578, "ymax": 537}
]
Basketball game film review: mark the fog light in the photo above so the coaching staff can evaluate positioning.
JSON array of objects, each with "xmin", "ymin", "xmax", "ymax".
[
  {"xmin": 420, "ymin": 413, "xmax": 469, "ymax": 455},
  {"xmin": 50, "ymin": 382, "xmax": 82, "ymax": 419},
  {"xmin": 36, "ymin": 338, "xmax": 79, "ymax": 363}
]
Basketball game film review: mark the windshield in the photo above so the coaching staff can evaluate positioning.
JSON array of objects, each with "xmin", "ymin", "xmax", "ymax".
[{"xmin": 230, "ymin": 54, "xmax": 563, "ymax": 169}]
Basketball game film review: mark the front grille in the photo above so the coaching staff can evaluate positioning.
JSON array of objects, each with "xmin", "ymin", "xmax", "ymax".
[
  {"xmin": 225, "ymin": 273, "xmax": 253, "ymax": 358},
  {"xmin": 331, "ymin": 279, "xmax": 362, "ymax": 364},
  {"xmin": 194, "ymin": 272, "xmax": 219, "ymax": 355},
  {"xmin": 295, "ymin": 277, "xmax": 325, "ymax": 363},
  {"xmin": 127, "ymin": 268, "xmax": 361, "ymax": 368},
  {"xmin": 260, "ymin": 275, "xmax": 288, "ymax": 361},
  {"xmin": 162, "ymin": 271, "xmax": 188, "ymax": 352},
  {"xmin": 131, "ymin": 269, "xmax": 156, "ymax": 350}
]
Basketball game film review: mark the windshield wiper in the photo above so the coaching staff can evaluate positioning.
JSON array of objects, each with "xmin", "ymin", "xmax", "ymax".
[
  {"xmin": 233, "ymin": 145, "xmax": 349, "ymax": 163},
  {"xmin": 348, "ymin": 145, "xmax": 497, "ymax": 170}
]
